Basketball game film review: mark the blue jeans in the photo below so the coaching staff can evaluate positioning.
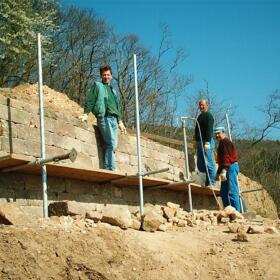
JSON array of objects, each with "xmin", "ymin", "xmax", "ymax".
[
  {"xmin": 97, "ymin": 116, "xmax": 118, "ymax": 170},
  {"xmin": 220, "ymin": 163, "xmax": 241, "ymax": 212},
  {"xmin": 197, "ymin": 138, "xmax": 216, "ymax": 186}
]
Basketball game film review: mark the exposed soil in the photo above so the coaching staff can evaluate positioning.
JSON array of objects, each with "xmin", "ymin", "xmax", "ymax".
[
  {"xmin": 0, "ymin": 217, "xmax": 279, "ymax": 280},
  {"xmin": 0, "ymin": 83, "xmax": 83, "ymax": 118}
]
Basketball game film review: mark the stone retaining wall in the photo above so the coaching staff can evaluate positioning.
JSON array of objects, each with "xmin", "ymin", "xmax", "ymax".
[
  {"xmin": 0, "ymin": 92, "xmax": 214, "ymax": 215},
  {"xmin": 0, "ymin": 94, "xmax": 189, "ymax": 181},
  {"xmin": 0, "ymin": 172, "xmax": 217, "ymax": 217},
  {"xmin": 0, "ymin": 89, "xmax": 278, "ymax": 218}
]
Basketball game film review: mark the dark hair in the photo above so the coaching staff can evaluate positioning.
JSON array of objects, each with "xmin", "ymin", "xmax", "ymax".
[{"xmin": 100, "ymin": 65, "xmax": 112, "ymax": 76}]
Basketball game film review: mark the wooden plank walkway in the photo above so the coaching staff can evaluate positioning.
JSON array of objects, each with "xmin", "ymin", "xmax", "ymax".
[{"xmin": 0, "ymin": 153, "xmax": 219, "ymax": 196}]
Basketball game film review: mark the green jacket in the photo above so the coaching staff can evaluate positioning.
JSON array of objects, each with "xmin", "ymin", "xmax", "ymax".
[{"xmin": 84, "ymin": 81, "xmax": 122, "ymax": 120}]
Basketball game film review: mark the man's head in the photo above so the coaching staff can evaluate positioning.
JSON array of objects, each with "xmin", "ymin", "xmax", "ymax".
[
  {"xmin": 214, "ymin": 126, "xmax": 226, "ymax": 141},
  {"xmin": 100, "ymin": 65, "xmax": 112, "ymax": 84},
  {"xmin": 198, "ymin": 99, "xmax": 209, "ymax": 112}
]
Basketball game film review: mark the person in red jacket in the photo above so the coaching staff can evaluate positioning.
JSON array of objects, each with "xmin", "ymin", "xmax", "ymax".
[{"xmin": 214, "ymin": 126, "xmax": 241, "ymax": 212}]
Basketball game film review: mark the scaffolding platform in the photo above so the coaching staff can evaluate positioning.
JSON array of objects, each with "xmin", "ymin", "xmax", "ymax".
[{"xmin": 0, "ymin": 153, "xmax": 219, "ymax": 196}]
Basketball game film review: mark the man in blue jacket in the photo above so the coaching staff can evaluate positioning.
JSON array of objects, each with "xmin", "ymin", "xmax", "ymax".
[{"xmin": 80, "ymin": 65, "xmax": 126, "ymax": 171}]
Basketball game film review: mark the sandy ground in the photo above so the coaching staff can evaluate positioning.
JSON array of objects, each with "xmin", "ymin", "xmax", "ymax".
[{"xmin": 0, "ymin": 218, "xmax": 279, "ymax": 280}]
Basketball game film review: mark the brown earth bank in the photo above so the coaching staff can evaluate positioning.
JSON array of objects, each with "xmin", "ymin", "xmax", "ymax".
[
  {"xmin": 0, "ymin": 83, "xmax": 84, "ymax": 119},
  {"xmin": 0, "ymin": 217, "xmax": 279, "ymax": 280}
]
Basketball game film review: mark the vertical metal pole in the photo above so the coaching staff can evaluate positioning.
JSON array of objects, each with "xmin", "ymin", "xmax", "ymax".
[
  {"xmin": 239, "ymin": 192, "xmax": 244, "ymax": 213},
  {"xmin": 37, "ymin": 33, "xmax": 48, "ymax": 218},
  {"xmin": 225, "ymin": 113, "xmax": 232, "ymax": 141},
  {"xmin": 225, "ymin": 113, "xmax": 243, "ymax": 212},
  {"xmin": 182, "ymin": 119, "xmax": 190, "ymax": 180},
  {"xmin": 133, "ymin": 54, "xmax": 144, "ymax": 216},
  {"xmin": 188, "ymin": 184, "xmax": 193, "ymax": 212},
  {"xmin": 182, "ymin": 118, "xmax": 192, "ymax": 212}
]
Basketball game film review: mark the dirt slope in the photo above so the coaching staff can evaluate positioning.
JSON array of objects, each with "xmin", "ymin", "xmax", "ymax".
[{"xmin": 0, "ymin": 218, "xmax": 279, "ymax": 280}]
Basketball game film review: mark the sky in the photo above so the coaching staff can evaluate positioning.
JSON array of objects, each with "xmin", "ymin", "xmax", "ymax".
[{"xmin": 61, "ymin": 0, "xmax": 280, "ymax": 139}]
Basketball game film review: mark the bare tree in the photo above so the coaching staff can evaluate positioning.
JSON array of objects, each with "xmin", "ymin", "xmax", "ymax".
[
  {"xmin": 110, "ymin": 24, "xmax": 191, "ymax": 132},
  {"xmin": 44, "ymin": 7, "xmax": 110, "ymax": 105},
  {"xmin": 185, "ymin": 80, "xmax": 237, "ymax": 137},
  {"xmin": 251, "ymin": 90, "xmax": 280, "ymax": 146}
]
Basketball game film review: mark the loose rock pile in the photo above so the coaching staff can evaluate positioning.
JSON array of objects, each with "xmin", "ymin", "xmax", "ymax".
[
  {"xmin": 47, "ymin": 201, "xmax": 279, "ymax": 240},
  {"xmin": 0, "ymin": 201, "xmax": 279, "ymax": 243}
]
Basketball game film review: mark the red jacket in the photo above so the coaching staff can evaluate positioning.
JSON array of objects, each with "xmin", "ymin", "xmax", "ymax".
[{"xmin": 217, "ymin": 138, "xmax": 238, "ymax": 174}]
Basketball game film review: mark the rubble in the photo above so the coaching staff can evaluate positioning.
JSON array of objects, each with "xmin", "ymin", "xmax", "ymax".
[
  {"xmin": 131, "ymin": 218, "xmax": 141, "ymax": 230},
  {"xmin": 48, "ymin": 201, "xmax": 86, "ymax": 217},
  {"xmin": 86, "ymin": 211, "xmax": 103, "ymax": 222},
  {"xmin": 236, "ymin": 232, "xmax": 249, "ymax": 242},
  {"xmin": 142, "ymin": 210, "xmax": 166, "ymax": 232},
  {"xmin": 247, "ymin": 226, "xmax": 265, "ymax": 234},
  {"xmin": 0, "ymin": 201, "xmax": 279, "ymax": 238},
  {"xmin": 0, "ymin": 203, "xmax": 33, "ymax": 225},
  {"xmin": 265, "ymin": 226, "xmax": 279, "ymax": 234},
  {"xmin": 162, "ymin": 206, "xmax": 176, "ymax": 220},
  {"xmin": 101, "ymin": 205, "xmax": 132, "ymax": 229}
]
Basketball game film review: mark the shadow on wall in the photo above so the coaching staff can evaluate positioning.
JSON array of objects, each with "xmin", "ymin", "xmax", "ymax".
[
  {"xmin": 7, "ymin": 98, "xmax": 13, "ymax": 154},
  {"xmin": 93, "ymin": 125, "xmax": 104, "ymax": 169}
]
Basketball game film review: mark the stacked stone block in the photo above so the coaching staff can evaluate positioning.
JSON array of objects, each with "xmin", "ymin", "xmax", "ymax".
[
  {"xmin": 0, "ymin": 94, "xmax": 186, "ymax": 180},
  {"xmin": 0, "ymin": 92, "xmax": 278, "ymax": 219}
]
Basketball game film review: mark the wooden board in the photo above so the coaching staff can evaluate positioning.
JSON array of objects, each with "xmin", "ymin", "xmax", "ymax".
[
  {"xmin": 0, "ymin": 154, "xmax": 125, "ymax": 182},
  {"xmin": 145, "ymin": 181, "xmax": 220, "ymax": 196},
  {"xmin": 0, "ymin": 154, "xmax": 219, "ymax": 195},
  {"xmin": 22, "ymin": 164, "xmax": 125, "ymax": 183},
  {"xmin": 0, "ymin": 154, "xmax": 34, "ymax": 169},
  {"xmin": 163, "ymin": 182, "xmax": 219, "ymax": 196}
]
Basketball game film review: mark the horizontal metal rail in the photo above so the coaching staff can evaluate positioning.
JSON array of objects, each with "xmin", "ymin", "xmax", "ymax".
[
  {"xmin": 141, "ymin": 167, "xmax": 169, "ymax": 177},
  {"xmin": 241, "ymin": 187, "xmax": 263, "ymax": 194},
  {"xmin": 145, "ymin": 179, "xmax": 195, "ymax": 191},
  {"xmin": 1, "ymin": 148, "xmax": 77, "ymax": 173},
  {"xmin": 100, "ymin": 167, "xmax": 170, "ymax": 184}
]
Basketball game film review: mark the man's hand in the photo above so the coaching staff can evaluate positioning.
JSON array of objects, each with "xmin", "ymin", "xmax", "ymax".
[
  {"xmin": 118, "ymin": 120, "xmax": 127, "ymax": 135},
  {"xmin": 204, "ymin": 141, "xmax": 210, "ymax": 151},
  {"xmin": 220, "ymin": 169, "xmax": 227, "ymax": 181},
  {"xmin": 79, "ymin": 114, "xmax": 88, "ymax": 122}
]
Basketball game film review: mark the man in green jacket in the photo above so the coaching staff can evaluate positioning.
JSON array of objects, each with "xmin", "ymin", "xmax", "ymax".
[{"xmin": 80, "ymin": 65, "xmax": 126, "ymax": 171}]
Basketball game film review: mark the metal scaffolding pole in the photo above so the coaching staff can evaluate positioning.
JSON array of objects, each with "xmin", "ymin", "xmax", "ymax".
[
  {"xmin": 182, "ymin": 120, "xmax": 191, "ymax": 181},
  {"xmin": 133, "ymin": 54, "xmax": 144, "ymax": 216},
  {"xmin": 225, "ymin": 113, "xmax": 244, "ymax": 213},
  {"xmin": 241, "ymin": 188, "xmax": 263, "ymax": 194},
  {"xmin": 225, "ymin": 113, "xmax": 232, "ymax": 141},
  {"xmin": 37, "ymin": 33, "xmax": 48, "ymax": 218},
  {"xmin": 181, "ymin": 119, "xmax": 193, "ymax": 212}
]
